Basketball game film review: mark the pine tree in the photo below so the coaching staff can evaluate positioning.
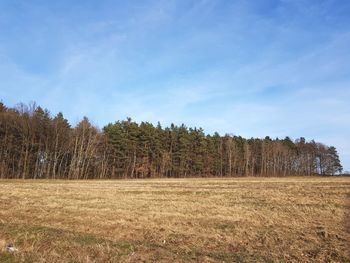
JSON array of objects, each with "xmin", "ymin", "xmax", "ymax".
[{"xmin": 0, "ymin": 101, "xmax": 344, "ymax": 179}]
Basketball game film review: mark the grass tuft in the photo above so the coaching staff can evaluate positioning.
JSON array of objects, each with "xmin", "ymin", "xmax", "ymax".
[{"xmin": 0, "ymin": 177, "xmax": 349, "ymax": 262}]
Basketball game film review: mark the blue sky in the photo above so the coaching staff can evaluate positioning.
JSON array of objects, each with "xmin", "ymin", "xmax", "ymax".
[{"xmin": 0, "ymin": 0, "xmax": 349, "ymax": 171}]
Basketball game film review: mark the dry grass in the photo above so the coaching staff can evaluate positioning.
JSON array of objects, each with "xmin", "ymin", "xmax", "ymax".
[{"xmin": 0, "ymin": 177, "xmax": 349, "ymax": 263}]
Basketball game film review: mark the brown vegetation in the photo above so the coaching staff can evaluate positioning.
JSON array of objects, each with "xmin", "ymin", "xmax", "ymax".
[
  {"xmin": 0, "ymin": 101, "xmax": 343, "ymax": 179},
  {"xmin": 0, "ymin": 177, "xmax": 349, "ymax": 262}
]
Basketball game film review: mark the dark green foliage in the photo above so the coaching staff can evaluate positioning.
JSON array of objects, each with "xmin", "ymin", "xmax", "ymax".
[{"xmin": 0, "ymin": 101, "xmax": 343, "ymax": 179}]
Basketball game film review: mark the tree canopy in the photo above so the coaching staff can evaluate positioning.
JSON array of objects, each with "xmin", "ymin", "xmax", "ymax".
[{"xmin": 0, "ymin": 101, "xmax": 343, "ymax": 179}]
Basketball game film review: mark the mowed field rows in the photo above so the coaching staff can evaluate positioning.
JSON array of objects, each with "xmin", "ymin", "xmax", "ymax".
[{"xmin": 0, "ymin": 177, "xmax": 349, "ymax": 263}]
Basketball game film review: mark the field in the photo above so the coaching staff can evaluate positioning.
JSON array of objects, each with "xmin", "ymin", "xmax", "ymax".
[{"xmin": 0, "ymin": 177, "xmax": 349, "ymax": 263}]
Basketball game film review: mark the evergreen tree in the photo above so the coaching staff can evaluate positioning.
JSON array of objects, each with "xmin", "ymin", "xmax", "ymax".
[{"xmin": 0, "ymin": 101, "xmax": 344, "ymax": 179}]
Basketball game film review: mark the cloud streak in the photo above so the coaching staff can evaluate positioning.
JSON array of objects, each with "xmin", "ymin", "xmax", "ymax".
[{"xmin": 0, "ymin": 0, "xmax": 349, "ymax": 170}]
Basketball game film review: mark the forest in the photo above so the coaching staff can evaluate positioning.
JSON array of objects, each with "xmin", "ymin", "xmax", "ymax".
[{"xmin": 0, "ymin": 101, "xmax": 343, "ymax": 179}]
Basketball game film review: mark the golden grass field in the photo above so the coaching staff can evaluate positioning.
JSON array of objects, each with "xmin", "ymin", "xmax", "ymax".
[{"xmin": 0, "ymin": 177, "xmax": 349, "ymax": 263}]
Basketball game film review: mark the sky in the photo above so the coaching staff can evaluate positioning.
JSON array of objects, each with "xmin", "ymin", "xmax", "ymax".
[{"xmin": 0, "ymin": 0, "xmax": 349, "ymax": 171}]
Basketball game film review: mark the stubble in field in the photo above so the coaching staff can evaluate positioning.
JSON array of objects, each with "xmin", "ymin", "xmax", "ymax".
[{"xmin": 0, "ymin": 177, "xmax": 349, "ymax": 262}]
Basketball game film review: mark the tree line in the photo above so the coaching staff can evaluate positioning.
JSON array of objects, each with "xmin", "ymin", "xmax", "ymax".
[{"xmin": 0, "ymin": 101, "xmax": 343, "ymax": 179}]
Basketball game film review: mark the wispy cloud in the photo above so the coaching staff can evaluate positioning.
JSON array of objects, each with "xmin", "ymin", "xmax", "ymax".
[{"xmin": 0, "ymin": 0, "xmax": 349, "ymax": 170}]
